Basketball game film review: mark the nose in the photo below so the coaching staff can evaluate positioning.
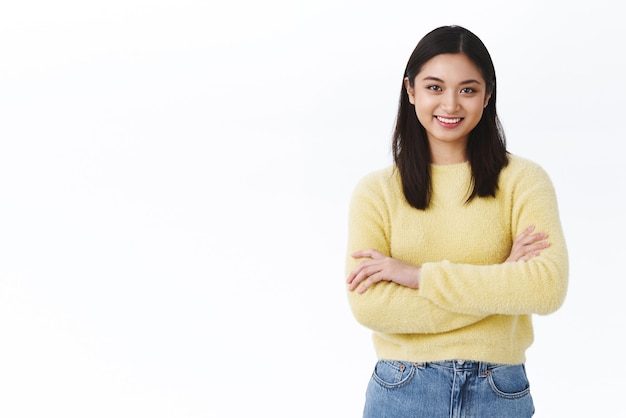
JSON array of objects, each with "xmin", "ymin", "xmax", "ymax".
[{"xmin": 441, "ymin": 91, "xmax": 460, "ymax": 113}]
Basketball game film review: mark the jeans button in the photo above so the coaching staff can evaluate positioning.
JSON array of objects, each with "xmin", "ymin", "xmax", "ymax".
[{"xmin": 457, "ymin": 360, "xmax": 465, "ymax": 365}]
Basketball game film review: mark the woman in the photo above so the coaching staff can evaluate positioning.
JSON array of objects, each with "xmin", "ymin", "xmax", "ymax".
[{"xmin": 345, "ymin": 25, "xmax": 568, "ymax": 417}]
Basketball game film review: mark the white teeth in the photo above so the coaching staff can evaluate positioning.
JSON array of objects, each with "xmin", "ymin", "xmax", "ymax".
[{"xmin": 437, "ymin": 116, "xmax": 461, "ymax": 124}]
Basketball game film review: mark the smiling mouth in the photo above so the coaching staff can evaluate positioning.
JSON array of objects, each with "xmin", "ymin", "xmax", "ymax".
[{"xmin": 436, "ymin": 116, "xmax": 462, "ymax": 124}]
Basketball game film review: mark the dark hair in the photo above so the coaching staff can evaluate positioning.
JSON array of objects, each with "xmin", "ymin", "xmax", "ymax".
[{"xmin": 392, "ymin": 25, "xmax": 508, "ymax": 210}]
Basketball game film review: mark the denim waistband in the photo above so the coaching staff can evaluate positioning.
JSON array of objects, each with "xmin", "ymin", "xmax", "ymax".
[{"xmin": 417, "ymin": 360, "xmax": 492, "ymax": 374}]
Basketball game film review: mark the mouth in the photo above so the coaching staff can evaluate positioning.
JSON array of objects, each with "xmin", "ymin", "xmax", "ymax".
[{"xmin": 435, "ymin": 116, "xmax": 463, "ymax": 124}]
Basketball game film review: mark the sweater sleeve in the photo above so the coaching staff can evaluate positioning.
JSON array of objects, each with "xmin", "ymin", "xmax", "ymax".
[
  {"xmin": 345, "ymin": 172, "xmax": 487, "ymax": 334},
  {"xmin": 418, "ymin": 161, "xmax": 569, "ymax": 316}
]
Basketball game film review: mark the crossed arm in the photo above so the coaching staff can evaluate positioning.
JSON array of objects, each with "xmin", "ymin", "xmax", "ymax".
[{"xmin": 346, "ymin": 225, "xmax": 549, "ymax": 294}]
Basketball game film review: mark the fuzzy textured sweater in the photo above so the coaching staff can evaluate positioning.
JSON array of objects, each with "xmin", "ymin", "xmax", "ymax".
[{"xmin": 346, "ymin": 155, "xmax": 568, "ymax": 364}]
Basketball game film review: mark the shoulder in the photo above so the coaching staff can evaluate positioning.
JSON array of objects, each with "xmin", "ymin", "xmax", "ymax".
[
  {"xmin": 352, "ymin": 165, "xmax": 398, "ymax": 194},
  {"xmin": 349, "ymin": 165, "xmax": 403, "ymax": 210},
  {"xmin": 499, "ymin": 154, "xmax": 557, "ymax": 199},
  {"xmin": 501, "ymin": 154, "xmax": 553, "ymax": 184}
]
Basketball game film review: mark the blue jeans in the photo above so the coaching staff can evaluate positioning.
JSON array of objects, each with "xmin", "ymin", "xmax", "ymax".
[{"xmin": 363, "ymin": 360, "xmax": 534, "ymax": 418}]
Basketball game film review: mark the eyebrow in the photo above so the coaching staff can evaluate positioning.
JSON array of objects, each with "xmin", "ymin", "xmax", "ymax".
[{"xmin": 422, "ymin": 76, "xmax": 482, "ymax": 85}]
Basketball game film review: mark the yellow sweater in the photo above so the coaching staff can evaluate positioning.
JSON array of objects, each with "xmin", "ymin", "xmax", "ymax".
[{"xmin": 345, "ymin": 155, "xmax": 568, "ymax": 364}]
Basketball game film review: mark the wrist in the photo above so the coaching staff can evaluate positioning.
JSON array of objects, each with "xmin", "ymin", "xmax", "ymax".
[{"xmin": 415, "ymin": 266, "xmax": 422, "ymax": 288}]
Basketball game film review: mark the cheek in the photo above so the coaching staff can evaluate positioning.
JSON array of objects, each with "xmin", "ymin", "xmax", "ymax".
[
  {"xmin": 413, "ymin": 96, "xmax": 435, "ymax": 118},
  {"xmin": 414, "ymin": 106, "xmax": 433, "ymax": 126},
  {"xmin": 468, "ymin": 102, "xmax": 487, "ymax": 119}
]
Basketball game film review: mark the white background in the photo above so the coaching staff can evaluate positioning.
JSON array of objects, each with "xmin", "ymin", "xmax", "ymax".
[{"xmin": 0, "ymin": 1, "xmax": 623, "ymax": 417}]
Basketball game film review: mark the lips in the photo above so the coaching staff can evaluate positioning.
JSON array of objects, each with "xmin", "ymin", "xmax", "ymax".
[{"xmin": 436, "ymin": 116, "xmax": 462, "ymax": 124}]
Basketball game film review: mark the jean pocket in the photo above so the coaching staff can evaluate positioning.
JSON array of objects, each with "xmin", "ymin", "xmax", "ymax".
[
  {"xmin": 371, "ymin": 360, "xmax": 416, "ymax": 389},
  {"xmin": 487, "ymin": 364, "xmax": 531, "ymax": 399}
]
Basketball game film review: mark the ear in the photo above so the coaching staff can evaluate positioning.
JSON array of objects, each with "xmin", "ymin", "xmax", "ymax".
[
  {"xmin": 404, "ymin": 77, "xmax": 415, "ymax": 105},
  {"xmin": 483, "ymin": 92, "xmax": 492, "ymax": 108}
]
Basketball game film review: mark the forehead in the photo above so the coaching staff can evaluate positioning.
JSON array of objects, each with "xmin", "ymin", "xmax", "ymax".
[{"xmin": 417, "ymin": 53, "xmax": 484, "ymax": 82}]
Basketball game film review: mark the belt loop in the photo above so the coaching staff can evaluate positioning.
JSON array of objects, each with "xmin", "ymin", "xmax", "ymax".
[{"xmin": 479, "ymin": 362, "xmax": 489, "ymax": 377}]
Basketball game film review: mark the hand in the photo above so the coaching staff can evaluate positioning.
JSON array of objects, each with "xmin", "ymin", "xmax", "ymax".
[
  {"xmin": 506, "ymin": 225, "xmax": 550, "ymax": 262},
  {"xmin": 347, "ymin": 249, "xmax": 421, "ymax": 294}
]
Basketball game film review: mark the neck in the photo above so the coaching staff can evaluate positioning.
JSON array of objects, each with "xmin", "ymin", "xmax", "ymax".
[
  {"xmin": 428, "ymin": 137, "xmax": 468, "ymax": 165},
  {"xmin": 428, "ymin": 136, "xmax": 468, "ymax": 165},
  {"xmin": 430, "ymin": 148, "xmax": 468, "ymax": 165}
]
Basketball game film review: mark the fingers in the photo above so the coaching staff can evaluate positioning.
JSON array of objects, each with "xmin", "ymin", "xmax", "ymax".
[
  {"xmin": 346, "ymin": 249, "xmax": 383, "ymax": 287},
  {"xmin": 526, "ymin": 240, "xmax": 550, "ymax": 257},
  {"xmin": 347, "ymin": 250, "xmax": 388, "ymax": 293},
  {"xmin": 514, "ymin": 225, "xmax": 548, "ymax": 245},
  {"xmin": 519, "ymin": 243, "xmax": 548, "ymax": 261},
  {"xmin": 506, "ymin": 225, "xmax": 550, "ymax": 263},
  {"xmin": 346, "ymin": 260, "xmax": 383, "ymax": 292},
  {"xmin": 518, "ymin": 224, "xmax": 535, "ymax": 238},
  {"xmin": 352, "ymin": 274, "xmax": 379, "ymax": 294},
  {"xmin": 351, "ymin": 248, "xmax": 384, "ymax": 259}
]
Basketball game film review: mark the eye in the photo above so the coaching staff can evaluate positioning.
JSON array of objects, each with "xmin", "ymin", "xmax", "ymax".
[
  {"xmin": 427, "ymin": 85, "xmax": 442, "ymax": 92},
  {"xmin": 460, "ymin": 87, "xmax": 477, "ymax": 94}
]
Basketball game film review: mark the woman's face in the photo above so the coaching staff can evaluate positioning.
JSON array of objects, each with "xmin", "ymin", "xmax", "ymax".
[{"xmin": 405, "ymin": 53, "xmax": 491, "ymax": 156}]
